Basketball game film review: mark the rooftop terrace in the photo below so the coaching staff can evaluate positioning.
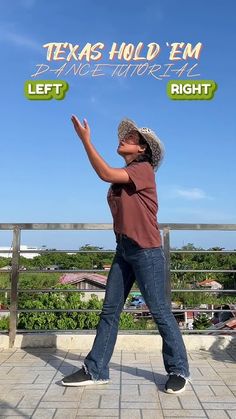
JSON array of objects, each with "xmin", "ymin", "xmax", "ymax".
[{"xmin": 0, "ymin": 345, "xmax": 236, "ymax": 418}]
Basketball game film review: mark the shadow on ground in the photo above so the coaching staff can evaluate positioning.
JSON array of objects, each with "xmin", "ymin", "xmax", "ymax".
[
  {"xmin": 19, "ymin": 333, "xmax": 168, "ymax": 389},
  {"xmin": 204, "ymin": 335, "xmax": 236, "ymax": 362}
]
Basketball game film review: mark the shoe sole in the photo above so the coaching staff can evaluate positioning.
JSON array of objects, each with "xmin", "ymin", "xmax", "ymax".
[
  {"xmin": 164, "ymin": 384, "xmax": 186, "ymax": 394},
  {"xmin": 61, "ymin": 379, "xmax": 110, "ymax": 387}
]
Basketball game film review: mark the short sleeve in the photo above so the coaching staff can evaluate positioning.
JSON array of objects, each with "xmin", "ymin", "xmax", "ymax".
[{"xmin": 123, "ymin": 162, "xmax": 154, "ymax": 192}]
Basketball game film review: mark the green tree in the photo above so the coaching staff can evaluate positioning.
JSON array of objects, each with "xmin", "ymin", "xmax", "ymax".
[{"xmin": 193, "ymin": 313, "xmax": 212, "ymax": 330}]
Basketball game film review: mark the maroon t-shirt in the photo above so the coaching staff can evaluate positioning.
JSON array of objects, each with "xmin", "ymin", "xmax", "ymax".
[{"xmin": 107, "ymin": 161, "xmax": 162, "ymax": 248}]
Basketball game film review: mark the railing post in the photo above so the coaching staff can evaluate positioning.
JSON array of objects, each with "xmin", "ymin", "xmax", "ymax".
[
  {"xmin": 9, "ymin": 226, "xmax": 21, "ymax": 348},
  {"xmin": 163, "ymin": 227, "xmax": 171, "ymax": 307}
]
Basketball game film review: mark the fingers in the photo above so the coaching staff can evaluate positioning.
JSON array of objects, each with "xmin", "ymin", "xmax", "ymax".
[
  {"xmin": 71, "ymin": 115, "xmax": 89, "ymax": 130},
  {"xmin": 71, "ymin": 114, "xmax": 82, "ymax": 128}
]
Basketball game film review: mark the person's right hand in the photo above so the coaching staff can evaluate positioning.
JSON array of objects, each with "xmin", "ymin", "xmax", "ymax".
[{"xmin": 71, "ymin": 115, "xmax": 91, "ymax": 144}]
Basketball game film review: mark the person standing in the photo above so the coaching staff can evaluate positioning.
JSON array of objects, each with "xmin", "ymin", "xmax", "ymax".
[{"xmin": 62, "ymin": 115, "xmax": 191, "ymax": 393}]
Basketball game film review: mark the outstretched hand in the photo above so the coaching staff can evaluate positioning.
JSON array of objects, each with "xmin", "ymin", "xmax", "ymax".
[{"xmin": 71, "ymin": 115, "xmax": 91, "ymax": 144}]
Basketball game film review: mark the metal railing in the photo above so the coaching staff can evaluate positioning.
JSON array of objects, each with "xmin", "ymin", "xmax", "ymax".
[{"xmin": 0, "ymin": 223, "xmax": 235, "ymax": 347}]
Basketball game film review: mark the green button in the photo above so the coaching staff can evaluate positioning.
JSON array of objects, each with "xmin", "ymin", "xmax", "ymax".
[
  {"xmin": 24, "ymin": 80, "xmax": 69, "ymax": 100},
  {"xmin": 167, "ymin": 80, "xmax": 217, "ymax": 100}
]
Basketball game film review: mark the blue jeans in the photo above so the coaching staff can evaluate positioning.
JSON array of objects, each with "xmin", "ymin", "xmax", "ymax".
[{"xmin": 84, "ymin": 234, "xmax": 190, "ymax": 381}]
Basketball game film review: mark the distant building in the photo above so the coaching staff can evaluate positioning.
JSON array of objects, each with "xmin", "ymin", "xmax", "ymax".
[
  {"xmin": 184, "ymin": 310, "xmax": 194, "ymax": 328},
  {"xmin": 103, "ymin": 264, "xmax": 111, "ymax": 271},
  {"xmin": 197, "ymin": 279, "xmax": 223, "ymax": 290},
  {"xmin": 0, "ymin": 245, "xmax": 41, "ymax": 259},
  {"xmin": 59, "ymin": 273, "xmax": 107, "ymax": 301},
  {"xmin": 45, "ymin": 265, "xmax": 60, "ymax": 271},
  {"xmin": 0, "ymin": 265, "xmax": 11, "ymax": 271}
]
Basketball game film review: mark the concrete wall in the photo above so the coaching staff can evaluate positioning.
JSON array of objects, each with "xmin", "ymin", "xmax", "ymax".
[{"xmin": 0, "ymin": 333, "xmax": 235, "ymax": 352}]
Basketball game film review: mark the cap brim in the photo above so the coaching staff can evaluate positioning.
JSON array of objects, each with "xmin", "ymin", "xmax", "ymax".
[{"xmin": 118, "ymin": 118, "xmax": 139, "ymax": 140}]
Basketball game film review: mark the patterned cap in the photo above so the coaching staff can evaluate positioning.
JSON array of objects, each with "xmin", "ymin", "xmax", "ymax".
[{"xmin": 118, "ymin": 118, "xmax": 165, "ymax": 170}]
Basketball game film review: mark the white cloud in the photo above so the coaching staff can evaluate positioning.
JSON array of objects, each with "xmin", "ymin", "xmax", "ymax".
[
  {"xmin": 0, "ymin": 23, "xmax": 41, "ymax": 51},
  {"xmin": 162, "ymin": 206, "xmax": 235, "ymax": 223},
  {"xmin": 175, "ymin": 187, "xmax": 207, "ymax": 200},
  {"xmin": 167, "ymin": 187, "xmax": 213, "ymax": 201},
  {"xmin": 2, "ymin": 31, "xmax": 40, "ymax": 51}
]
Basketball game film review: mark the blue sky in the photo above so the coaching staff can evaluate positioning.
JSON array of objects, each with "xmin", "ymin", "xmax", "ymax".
[{"xmin": 0, "ymin": 0, "xmax": 236, "ymax": 250}]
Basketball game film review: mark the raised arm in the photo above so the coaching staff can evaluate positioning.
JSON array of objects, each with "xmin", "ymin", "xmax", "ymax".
[{"xmin": 71, "ymin": 115, "xmax": 131, "ymax": 184}]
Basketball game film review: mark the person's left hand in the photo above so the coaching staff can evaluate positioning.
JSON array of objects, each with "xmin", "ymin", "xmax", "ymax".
[{"xmin": 71, "ymin": 115, "xmax": 91, "ymax": 144}]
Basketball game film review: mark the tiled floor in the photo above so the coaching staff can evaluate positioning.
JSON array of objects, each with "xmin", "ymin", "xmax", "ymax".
[{"xmin": 0, "ymin": 344, "xmax": 236, "ymax": 418}]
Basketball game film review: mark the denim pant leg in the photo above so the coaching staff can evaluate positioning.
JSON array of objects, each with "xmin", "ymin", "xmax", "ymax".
[
  {"xmin": 84, "ymin": 247, "xmax": 135, "ymax": 380},
  {"xmin": 127, "ymin": 244, "xmax": 190, "ymax": 379}
]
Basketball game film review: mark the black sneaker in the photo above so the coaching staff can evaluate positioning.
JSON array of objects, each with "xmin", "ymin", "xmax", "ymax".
[
  {"xmin": 164, "ymin": 374, "xmax": 187, "ymax": 394},
  {"xmin": 61, "ymin": 366, "xmax": 110, "ymax": 387}
]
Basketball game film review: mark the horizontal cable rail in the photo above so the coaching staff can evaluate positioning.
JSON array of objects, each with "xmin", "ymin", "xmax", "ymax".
[
  {"xmin": 1, "ymin": 222, "xmax": 236, "ymax": 230},
  {"xmin": 1, "ymin": 268, "xmax": 236, "ymax": 273},
  {"xmin": 1, "ymin": 329, "xmax": 234, "ymax": 335},
  {"xmin": 1, "ymin": 249, "xmax": 236, "ymax": 253},
  {"xmin": 0, "ymin": 222, "xmax": 235, "ymax": 347},
  {"xmin": 7, "ymin": 309, "xmax": 236, "ymax": 313},
  {"xmin": 0, "ymin": 288, "xmax": 235, "ymax": 293}
]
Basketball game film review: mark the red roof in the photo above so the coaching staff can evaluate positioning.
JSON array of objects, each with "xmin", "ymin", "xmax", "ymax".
[
  {"xmin": 59, "ymin": 273, "xmax": 107, "ymax": 287},
  {"xmin": 198, "ymin": 279, "xmax": 221, "ymax": 286},
  {"xmin": 226, "ymin": 319, "xmax": 236, "ymax": 329}
]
